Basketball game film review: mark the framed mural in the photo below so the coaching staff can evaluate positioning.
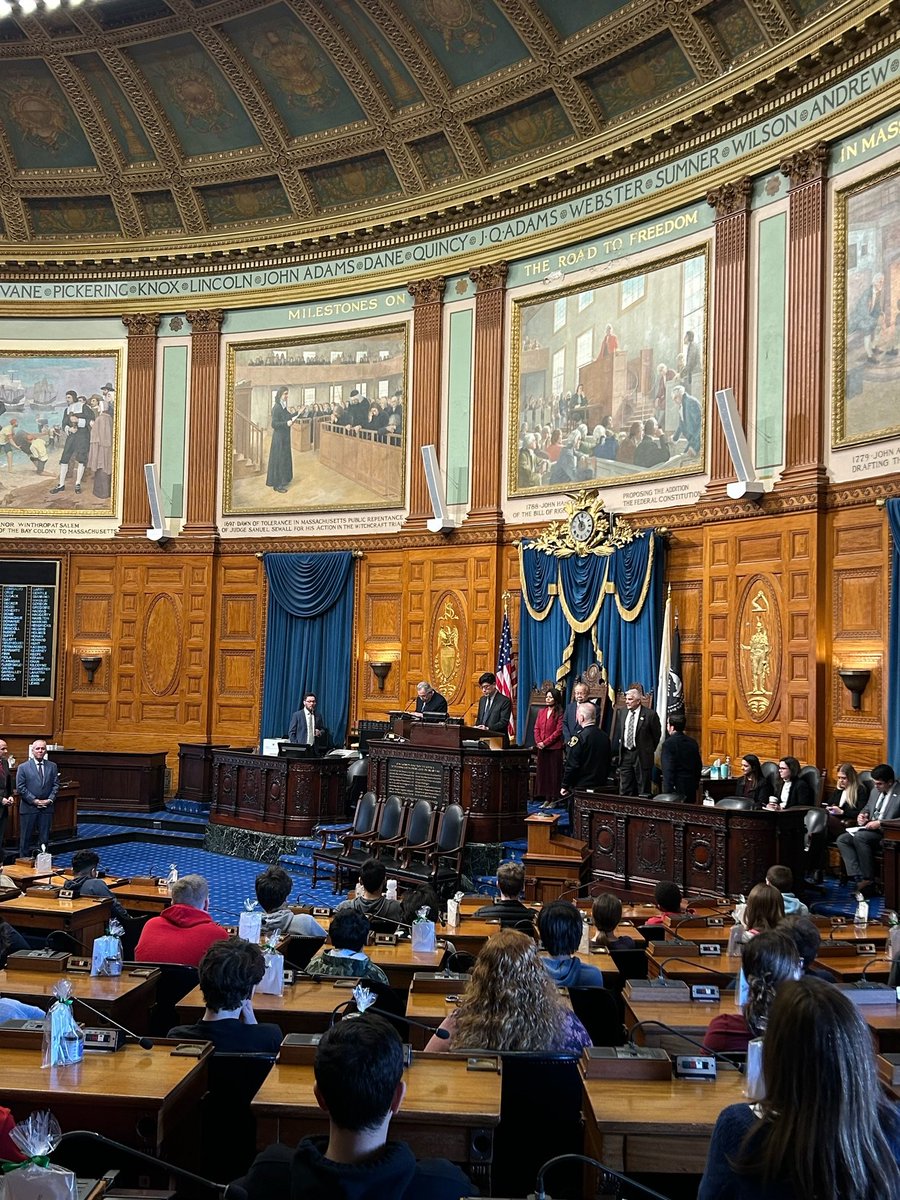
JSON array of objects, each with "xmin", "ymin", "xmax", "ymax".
[
  {"xmin": 0, "ymin": 352, "xmax": 120, "ymax": 515},
  {"xmin": 833, "ymin": 162, "xmax": 900, "ymax": 447},
  {"xmin": 509, "ymin": 247, "xmax": 708, "ymax": 495},
  {"xmin": 224, "ymin": 325, "xmax": 408, "ymax": 514}
]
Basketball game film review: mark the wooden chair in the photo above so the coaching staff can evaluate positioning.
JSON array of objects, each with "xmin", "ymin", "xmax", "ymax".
[
  {"xmin": 579, "ymin": 662, "xmax": 610, "ymax": 730},
  {"xmin": 371, "ymin": 798, "xmax": 437, "ymax": 875},
  {"xmin": 396, "ymin": 802, "xmax": 469, "ymax": 897},
  {"xmin": 311, "ymin": 790, "xmax": 380, "ymax": 893}
]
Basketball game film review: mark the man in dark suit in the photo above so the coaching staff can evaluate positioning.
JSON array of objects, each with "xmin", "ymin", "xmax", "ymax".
[
  {"xmin": 288, "ymin": 693, "xmax": 329, "ymax": 751},
  {"xmin": 15, "ymin": 739, "xmax": 58, "ymax": 858},
  {"xmin": 562, "ymin": 681, "xmax": 595, "ymax": 743},
  {"xmin": 660, "ymin": 714, "xmax": 702, "ymax": 800},
  {"xmin": 475, "ymin": 672, "xmax": 512, "ymax": 735},
  {"xmin": 837, "ymin": 763, "xmax": 900, "ymax": 891},
  {"xmin": 415, "ymin": 682, "xmax": 448, "ymax": 716},
  {"xmin": 0, "ymin": 737, "xmax": 14, "ymax": 858},
  {"xmin": 615, "ymin": 684, "xmax": 661, "ymax": 798},
  {"xmin": 559, "ymin": 704, "xmax": 612, "ymax": 819}
]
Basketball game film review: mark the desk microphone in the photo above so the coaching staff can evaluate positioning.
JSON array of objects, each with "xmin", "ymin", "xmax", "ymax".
[
  {"xmin": 55, "ymin": 1130, "xmax": 246, "ymax": 1199},
  {"xmin": 656, "ymin": 957, "xmax": 738, "ymax": 986},
  {"xmin": 859, "ymin": 956, "xmax": 892, "ymax": 984},
  {"xmin": 627, "ymin": 1019, "xmax": 745, "ymax": 1073},
  {"xmin": 329, "ymin": 996, "xmax": 450, "ymax": 1039},
  {"xmin": 531, "ymin": 1152, "xmax": 671, "ymax": 1200},
  {"xmin": 71, "ymin": 995, "xmax": 154, "ymax": 1050}
]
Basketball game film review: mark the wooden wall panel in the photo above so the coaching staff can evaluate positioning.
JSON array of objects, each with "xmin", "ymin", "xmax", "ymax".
[{"xmin": 210, "ymin": 557, "xmax": 264, "ymax": 744}]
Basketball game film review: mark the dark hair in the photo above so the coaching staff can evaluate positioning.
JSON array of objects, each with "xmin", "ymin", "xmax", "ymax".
[
  {"xmin": 478, "ymin": 672, "xmax": 497, "ymax": 686},
  {"xmin": 274, "ymin": 386, "xmax": 288, "ymax": 402},
  {"xmin": 255, "ymin": 865, "xmax": 292, "ymax": 913},
  {"xmin": 779, "ymin": 915, "xmax": 821, "ymax": 970},
  {"xmin": 740, "ymin": 929, "xmax": 800, "ymax": 1035},
  {"xmin": 744, "ymin": 883, "xmax": 785, "ymax": 932},
  {"xmin": 654, "ymin": 881, "xmax": 682, "ymax": 914},
  {"xmin": 667, "ymin": 713, "xmax": 685, "ymax": 733},
  {"xmin": 359, "ymin": 858, "xmax": 387, "ymax": 894},
  {"xmin": 329, "ymin": 908, "xmax": 370, "ymax": 952},
  {"xmin": 765, "ymin": 865, "xmax": 794, "ymax": 894},
  {"xmin": 544, "ymin": 687, "xmax": 563, "ymax": 710},
  {"xmin": 779, "ymin": 756, "xmax": 801, "ymax": 781},
  {"xmin": 537, "ymin": 901, "xmax": 583, "ymax": 957},
  {"xmin": 872, "ymin": 763, "xmax": 896, "ymax": 784},
  {"xmin": 72, "ymin": 849, "xmax": 100, "ymax": 875},
  {"xmin": 591, "ymin": 893, "xmax": 622, "ymax": 946},
  {"xmin": 496, "ymin": 861, "xmax": 525, "ymax": 899},
  {"xmin": 741, "ymin": 754, "xmax": 763, "ymax": 784},
  {"xmin": 734, "ymin": 976, "xmax": 900, "ymax": 1199},
  {"xmin": 400, "ymin": 884, "xmax": 439, "ymax": 926},
  {"xmin": 198, "ymin": 937, "xmax": 266, "ymax": 1011},
  {"xmin": 314, "ymin": 1015, "xmax": 403, "ymax": 1132}
]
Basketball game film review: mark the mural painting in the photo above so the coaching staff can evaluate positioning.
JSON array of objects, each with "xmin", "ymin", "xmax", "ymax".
[
  {"xmin": 509, "ymin": 248, "xmax": 708, "ymax": 495},
  {"xmin": 0, "ymin": 352, "xmax": 120, "ymax": 515},
  {"xmin": 833, "ymin": 163, "xmax": 900, "ymax": 447},
  {"xmin": 224, "ymin": 326, "xmax": 408, "ymax": 515}
]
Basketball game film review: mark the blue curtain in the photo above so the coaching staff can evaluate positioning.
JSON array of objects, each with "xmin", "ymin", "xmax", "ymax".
[
  {"xmin": 517, "ymin": 534, "xmax": 665, "ymax": 733},
  {"xmin": 887, "ymin": 500, "xmax": 900, "ymax": 769},
  {"xmin": 260, "ymin": 551, "xmax": 355, "ymax": 745}
]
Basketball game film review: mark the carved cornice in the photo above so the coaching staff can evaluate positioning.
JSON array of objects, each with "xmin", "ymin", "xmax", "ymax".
[
  {"xmin": 705, "ymin": 177, "xmax": 752, "ymax": 218},
  {"xmin": 121, "ymin": 313, "xmax": 161, "ymax": 337},
  {"xmin": 470, "ymin": 261, "xmax": 509, "ymax": 292},
  {"xmin": 780, "ymin": 141, "xmax": 830, "ymax": 187},
  {"xmin": 408, "ymin": 277, "xmax": 446, "ymax": 305},
  {"xmin": 185, "ymin": 309, "xmax": 224, "ymax": 334}
]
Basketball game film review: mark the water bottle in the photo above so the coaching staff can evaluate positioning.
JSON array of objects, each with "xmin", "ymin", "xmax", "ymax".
[
  {"xmin": 711, "ymin": 759, "xmax": 720, "ymax": 780},
  {"xmin": 355, "ymin": 879, "xmax": 364, "ymax": 898},
  {"xmin": 579, "ymin": 914, "xmax": 591, "ymax": 954},
  {"xmin": 723, "ymin": 756, "xmax": 731, "ymax": 780},
  {"xmin": 854, "ymin": 895, "xmax": 869, "ymax": 931},
  {"xmin": 386, "ymin": 877, "xmax": 398, "ymax": 901},
  {"xmin": 166, "ymin": 864, "xmax": 178, "ymax": 894}
]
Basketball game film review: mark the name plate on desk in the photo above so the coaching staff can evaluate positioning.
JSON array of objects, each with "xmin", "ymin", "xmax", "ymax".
[{"xmin": 581, "ymin": 1046, "xmax": 671, "ymax": 1081}]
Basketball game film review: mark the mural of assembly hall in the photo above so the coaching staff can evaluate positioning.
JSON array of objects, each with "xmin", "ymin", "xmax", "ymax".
[{"xmin": 0, "ymin": 0, "xmax": 883, "ymax": 255}]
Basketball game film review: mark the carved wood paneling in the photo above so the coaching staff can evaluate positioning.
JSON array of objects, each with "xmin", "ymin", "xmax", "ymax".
[
  {"xmin": 405, "ymin": 278, "xmax": 445, "ymax": 529},
  {"xmin": 118, "ymin": 313, "xmax": 161, "ymax": 537}
]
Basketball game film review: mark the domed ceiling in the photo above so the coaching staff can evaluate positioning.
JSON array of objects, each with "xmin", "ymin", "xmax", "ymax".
[{"xmin": 0, "ymin": 0, "xmax": 884, "ymax": 258}]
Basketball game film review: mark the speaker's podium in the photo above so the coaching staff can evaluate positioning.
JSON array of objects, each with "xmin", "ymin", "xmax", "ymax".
[
  {"xmin": 388, "ymin": 712, "xmax": 509, "ymax": 750},
  {"xmin": 523, "ymin": 813, "xmax": 591, "ymax": 902}
]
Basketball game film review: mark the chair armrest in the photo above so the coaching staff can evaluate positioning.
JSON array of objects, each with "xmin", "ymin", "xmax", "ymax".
[
  {"xmin": 368, "ymin": 833, "xmax": 406, "ymax": 850},
  {"xmin": 425, "ymin": 842, "xmax": 464, "ymax": 868},
  {"xmin": 400, "ymin": 839, "xmax": 438, "ymax": 868},
  {"xmin": 318, "ymin": 823, "xmax": 352, "ymax": 848}
]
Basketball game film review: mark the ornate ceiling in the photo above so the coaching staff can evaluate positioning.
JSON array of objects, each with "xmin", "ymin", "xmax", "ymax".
[{"xmin": 0, "ymin": 0, "xmax": 892, "ymax": 259}]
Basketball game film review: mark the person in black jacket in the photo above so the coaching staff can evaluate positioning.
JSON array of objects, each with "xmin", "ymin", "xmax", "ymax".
[
  {"xmin": 473, "ymin": 860, "xmax": 536, "ymax": 929},
  {"xmin": 475, "ymin": 672, "xmax": 512, "ymax": 735},
  {"xmin": 239, "ymin": 1014, "xmax": 472, "ymax": 1200},
  {"xmin": 414, "ymin": 682, "xmax": 448, "ymax": 716},
  {"xmin": 660, "ymin": 714, "xmax": 702, "ymax": 800},
  {"xmin": 767, "ymin": 756, "xmax": 815, "ymax": 810},
  {"xmin": 735, "ymin": 754, "xmax": 774, "ymax": 808}
]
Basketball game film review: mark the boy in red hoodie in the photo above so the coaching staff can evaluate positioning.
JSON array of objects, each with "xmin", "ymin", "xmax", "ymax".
[{"xmin": 135, "ymin": 874, "xmax": 228, "ymax": 967}]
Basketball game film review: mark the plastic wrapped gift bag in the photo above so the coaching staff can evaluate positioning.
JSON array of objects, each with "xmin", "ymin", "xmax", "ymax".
[
  {"xmin": 411, "ymin": 907, "xmax": 436, "ymax": 954},
  {"xmin": 91, "ymin": 919, "xmax": 124, "ymax": 977},
  {"xmin": 255, "ymin": 944, "xmax": 284, "ymax": 996},
  {"xmin": 238, "ymin": 899, "xmax": 263, "ymax": 943},
  {"xmin": 41, "ymin": 980, "xmax": 84, "ymax": 1068},
  {"xmin": 0, "ymin": 1112, "xmax": 76, "ymax": 1200}
]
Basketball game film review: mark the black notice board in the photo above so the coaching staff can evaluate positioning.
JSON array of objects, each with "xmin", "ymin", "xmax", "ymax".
[{"xmin": 0, "ymin": 560, "xmax": 60, "ymax": 699}]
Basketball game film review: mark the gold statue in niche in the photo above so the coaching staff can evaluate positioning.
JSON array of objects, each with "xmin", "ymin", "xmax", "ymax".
[
  {"xmin": 433, "ymin": 600, "xmax": 461, "ymax": 695},
  {"xmin": 740, "ymin": 589, "xmax": 773, "ymax": 715}
]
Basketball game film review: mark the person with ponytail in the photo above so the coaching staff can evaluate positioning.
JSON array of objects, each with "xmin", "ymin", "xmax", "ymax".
[{"xmin": 703, "ymin": 929, "xmax": 800, "ymax": 1054}]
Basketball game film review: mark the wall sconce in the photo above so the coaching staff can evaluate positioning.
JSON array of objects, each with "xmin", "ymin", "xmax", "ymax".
[
  {"xmin": 370, "ymin": 661, "xmax": 391, "ymax": 691},
  {"xmin": 838, "ymin": 667, "xmax": 871, "ymax": 711},
  {"xmin": 80, "ymin": 654, "xmax": 102, "ymax": 685}
]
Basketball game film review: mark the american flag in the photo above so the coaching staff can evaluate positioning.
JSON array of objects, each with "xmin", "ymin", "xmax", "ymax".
[{"xmin": 495, "ymin": 611, "xmax": 516, "ymax": 738}]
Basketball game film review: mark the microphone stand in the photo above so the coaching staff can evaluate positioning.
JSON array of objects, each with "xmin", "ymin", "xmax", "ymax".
[
  {"xmin": 54, "ymin": 1131, "xmax": 247, "ymax": 1198},
  {"xmin": 70, "ymin": 994, "xmax": 154, "ymax": 1050}
]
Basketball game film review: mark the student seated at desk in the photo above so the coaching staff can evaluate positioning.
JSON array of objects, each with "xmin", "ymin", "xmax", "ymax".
[
  {"xmin": 399, "ymin": 884, "xmax": 440, "ymax": 926},
  {"xmin": 424, "ymin": 929, "xmax": 591, "ymax": 1054},
  {"xmin": 699, "ymin": 976, "xmax": 900, "ymax": 1200},
  {"xmin": 239, "ymin": 1015, "xmax": 473, "ymax": 1200},
  {"xmin": 167, "ymin": 937, "xmax": 282, "ymax": 1054},
  {"xmin": 256, "ymin": 866, "xmax": 327, "ymax": 940},
  {"xmin": 134, "ymin": 874, "xmax": 229, "ymax": 968},
  {"xmin": 305, "ymin": 909, "xmax": 389, "ymax": 986},
  {"xmin": 643, "ymin": 880, "xmax": 690, "ymax": 925},
  {"xmin": 778, "ymin": 914, "xmax": 836, "ymax": 980},
  {"xmin": 764, "ymin": 864, "xmax": 808, "ymax": 917},
  {"xmin": 537, "ymin": 901, "xmax": 603, "ymax": 988},
  {"xmin": 335, "ymin": 859, "xmax": 403, "ymax": 929},
  {"xmin": 472, "ymin": 861, "xmax": 536, "ymax": 929},
  {"xmin": 0, "ymin": 916, "xmax": 28, "ymax": 968},
  {"xmin": 590, "ymin": 893, "xmax": 635, "ymax": 949},
  {"xmin": 69, "ymin": 849, "xmax": 129, "ymax": 923},
  {"xmin": 703, "ymin": 930, "xmax": 800, "ymax": 1055},
  {"xmin": 727, "ymin": 883, "xmax": 785, "ymax": 953}
]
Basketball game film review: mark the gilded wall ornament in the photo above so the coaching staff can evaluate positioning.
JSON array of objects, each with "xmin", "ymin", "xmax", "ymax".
[
  {"xmin": 528, "ymin": 489, "xmax": 640, "ymax": 558},
  {"xmin": 430, "ymin": 591, "xmax": 466, "ymax": 701},
  {"xmin": 737, "ymin": 577, "xmax": 781, "ymax": 720}
]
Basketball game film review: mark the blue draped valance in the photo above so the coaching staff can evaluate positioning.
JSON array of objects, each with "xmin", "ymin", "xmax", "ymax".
[{"xmin": 260, "ymin": 551, "xmax": 355, "ymax": 744}]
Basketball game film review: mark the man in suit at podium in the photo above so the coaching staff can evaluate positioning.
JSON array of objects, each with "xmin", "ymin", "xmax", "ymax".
[
  {"xmin": 615, "ymin": 684, "xmax": 661, "ymax": 798},
  {"xmin": 415, "ymin": 681, "xmax": 448, "ymax": 716},
  {"xmin": 15, "ymin": 739, "xmax": 58, "ymax": 858},
  {"xmin": 475, "ymin": 672, "xmax": 512, "ymax": 734},
  {"xmin": 288, "ymin": 693, "xmax": 329, "ymax": 751}
]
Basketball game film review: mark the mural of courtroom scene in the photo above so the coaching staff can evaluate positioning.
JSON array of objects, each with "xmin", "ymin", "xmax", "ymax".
[
  {"xmin": 0, "ymin": 352, "xmax": 120, "ymax": 515},
  {"xmin": 834, "ymin": 165, "xmax": 900, "ymax": 447},
  {"xmin": 510, "ymin": 249, "xmax": 708, "ymax": 495},
  {"xmin": 224, "ymin": 326, "xmax": 408, "ymax": 514}
]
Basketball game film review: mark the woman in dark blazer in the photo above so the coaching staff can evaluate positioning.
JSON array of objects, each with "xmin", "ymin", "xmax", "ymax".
[
  {"xmin": 824, "ymin": 762, "xmax": 867, "ymax": 840},
  {"xmin": 767, "ymin": 756, "xmax": 815, "ymax": 809},
  {"xmin": 735, "ymin": 754, "xmax": 774, "ymax": 808}
]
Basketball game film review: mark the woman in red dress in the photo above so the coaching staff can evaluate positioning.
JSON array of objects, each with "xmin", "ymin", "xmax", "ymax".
[{"xmin": 534, "ymin": 687, "xmax": 564, "ymax": 809}]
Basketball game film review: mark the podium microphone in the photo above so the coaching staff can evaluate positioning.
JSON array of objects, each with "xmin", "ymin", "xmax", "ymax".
[{"xmin": 71, "ymin": 995, "xmax": 154, "ymax": 1050}]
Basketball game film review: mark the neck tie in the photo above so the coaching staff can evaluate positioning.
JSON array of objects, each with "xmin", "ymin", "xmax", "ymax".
[
  {"xmin": 38, "ymin": 761, "xmax": 44, "ymax": 784},
  {"xmin": 626, "ymin": 710, "xmax": 636, "ymax": 750},
  {"xmin": 876, "ymin": 790, "xmax": 888, "ymax": 820},
  {"xmin": 306, "ymin": 711, "xmax": 314, "ymax": 746}
]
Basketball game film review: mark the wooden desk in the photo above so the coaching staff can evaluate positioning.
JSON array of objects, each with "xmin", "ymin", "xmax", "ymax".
[
  {"xmin": 0, "ymin": 1041, "xmax": 210, "ymax": 1161},
  {"xmin": 51, "ymin": 750, "xmax": 167, "ymax": 813},
  {"xmin": 523, "ymin": 813, "xmax": 591, "ymax": 902},
  {"xmin": 210, "ymin": 749, "xmax": 350, "ymax": 838},
  {"xmin": 365, "ymin": 940, "xmax": 446, "ymax": 988},
  {"xmin": 108, "ymin": 879, "xmax": 172, "ymax": 915},
  {"xmin": 570, "ymin": 948, "xmax": 620, "ymax": 985},
  {"xmin": 648, "ymin": 950, "xmax": 892, "ymax": 983},
  {"xmin": 0, "ymin": 894, "xmax": 112, "ymax": 946},
  {"xmin": 582, "ymin": 1070, "xmax": 747, "ymax": 1173},
  {"xmin": 1, "ymin": 861, "xmax": 68, "ymax": 888},
  {"xmin": 176, "ymin": 978, "xmax": 348, "ymax": 1035},
  {"xmin": 625, "ymin": 997, "xmax": 728, "ymax": 1051},
  {"xmin": 0, "ymin": 966, "xmax": 159, "ymax": 1034},
  {"xmin": 665, "ymin": 921, "xmax": 889, "ymax": 948},
  {"xmin": 405, "ymin": 977, "xmax": 579, "ymax": 1050},
  {"xmin": 574, "ymin": 791, "xmax": 806, "ymax": 900},
  {"xmin": 252, "ymin": 1052, "xmax": 501, "ymax": 1166}
]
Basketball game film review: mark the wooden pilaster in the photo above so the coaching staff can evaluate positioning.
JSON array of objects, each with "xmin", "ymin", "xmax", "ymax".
[
  {"xmin": 117, "ymin": 313, "xmax": 161, "ymax": 537},
  {"xmin": 404, "ymin": 276, "xmax": 446, "ymax": 529},
  {"xmin": 182, "ymin": 308, "xmax": 223, "ymax": 538},
  {"xmin": 467, "ymin": 261, "xmax": 508, "ymax": 528}
]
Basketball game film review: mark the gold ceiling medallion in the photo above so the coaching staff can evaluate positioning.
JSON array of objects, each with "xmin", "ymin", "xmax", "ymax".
[{"xmin": 530, "ymin": 489, "xmax": 641, "ymax": 558}]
